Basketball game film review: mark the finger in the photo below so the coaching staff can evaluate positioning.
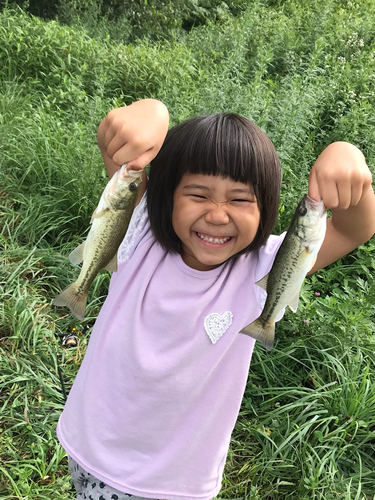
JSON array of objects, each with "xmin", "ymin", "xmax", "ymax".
[
  {"xmin": 308, "ymin": 169, "xmax": 321, "ymax": 201},
  {"xmin": 336, "ymin": 179, "xmax": 352, "ymax": 209},
  {"xmin": 126, "ymin": 161, "xmax": 144, "ymax": 171},
  {"xmin": 102, "ymin": 110, "xmax": 127, "ymax": 151},
  {"xmin": 350, "ymin": 181, "xmax": 363, "ymax": 206},
  {"xmin": 319, "ymin": 179, "xmax": 339, "ymax": 209},
  {"xmin": 106, "ymin": 129, "xmax": 135, "ymax": 160},
  {"xmin": 112, "ymin": 142, "xmax": 152, "ymax": 165},
  {"xmin": 128, "ymin": 148, "xmax": 158, "ymax": 171},
  {"xmin": 103, "ymin": 123, "xmax": 117, "ymax": 152}
]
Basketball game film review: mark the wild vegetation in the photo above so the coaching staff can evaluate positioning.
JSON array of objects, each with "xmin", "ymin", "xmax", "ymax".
[{"xmin": 1, "ymin": 0, "xmax": 375, "ymax": 498}]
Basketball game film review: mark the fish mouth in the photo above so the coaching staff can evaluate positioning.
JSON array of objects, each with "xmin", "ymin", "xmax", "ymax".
[
  {"xmin": 127, "ymin": 169, "xmax": 143, "ymax": 179},
  {"xmin": 303, "ymin": 195, "xmax": 326, "ymax": 217},
  {"xmin": 120, "ymin": 163, "xmax": 143, "ymax": 181}
]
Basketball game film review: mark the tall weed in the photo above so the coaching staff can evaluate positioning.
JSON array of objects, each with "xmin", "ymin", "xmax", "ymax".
[{"xmin": 1, "ymin": 1, "xmax": 375, "ymax": 498}]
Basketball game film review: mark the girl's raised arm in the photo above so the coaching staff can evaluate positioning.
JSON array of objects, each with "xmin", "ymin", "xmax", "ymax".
[{"xmin": 308, "ymin": 141, "xmax": 375, "ymax": 274}]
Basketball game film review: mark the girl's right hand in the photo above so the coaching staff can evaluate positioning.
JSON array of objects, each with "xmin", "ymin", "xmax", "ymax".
[{"xmin": 97, "ymin": 99, "xmax": 169, "ymax": 178}]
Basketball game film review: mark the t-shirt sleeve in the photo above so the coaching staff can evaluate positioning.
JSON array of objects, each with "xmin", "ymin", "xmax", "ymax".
[
  {"xmin": 117, "ymin": 192, "xmax": 152, "ymax": 266},
  {"xmin": 254, "ymin": 232, "xmax": 287, "ymax": 323}
]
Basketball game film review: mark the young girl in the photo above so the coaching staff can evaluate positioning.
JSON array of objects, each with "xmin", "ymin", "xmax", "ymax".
[{"xmin": 57, "ymin": 99, "xmax": 375, "ymax": 500}]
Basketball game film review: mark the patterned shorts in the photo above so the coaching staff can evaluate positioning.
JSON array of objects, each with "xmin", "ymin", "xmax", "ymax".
[{"xmin": 68, "ymin": 456, "xmax": 153, "ymax": 500}]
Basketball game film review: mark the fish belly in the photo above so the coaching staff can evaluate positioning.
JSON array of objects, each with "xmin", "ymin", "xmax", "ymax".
[{"xmin": 76, "ymin": 210, "xmax": 131, "ymax": 293}]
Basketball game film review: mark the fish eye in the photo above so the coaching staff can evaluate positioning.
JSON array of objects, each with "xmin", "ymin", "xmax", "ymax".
[
  {"xmin": 299, "ymin": 206, "xmax": 308, "ymax": 216},
  {"xmin": 129, "ymin": 182, "xmax": 137, "ymax": 192}
]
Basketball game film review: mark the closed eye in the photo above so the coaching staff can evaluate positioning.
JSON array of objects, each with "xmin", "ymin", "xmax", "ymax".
[
  {"xmin": 190, "ymin": 194, "xmax": 208, "ymax": 200},
  {"xmin": 229, "ymin": 199, "xmax": 254, "ymax": 205}
]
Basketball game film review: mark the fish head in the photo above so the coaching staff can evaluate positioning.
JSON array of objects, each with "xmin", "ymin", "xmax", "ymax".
[
  {"xmin": 106, "ymin": 164, "xmax": 143, "ymax": 210},
  {"xmin": 292, "ymin": 195, "xmax": 327, "ymax": 247}
]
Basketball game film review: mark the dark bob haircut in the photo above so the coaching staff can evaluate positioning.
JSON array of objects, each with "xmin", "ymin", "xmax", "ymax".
[{"xmin": 147, "ymin": 113, "xmax": 281, "ymax": 256}]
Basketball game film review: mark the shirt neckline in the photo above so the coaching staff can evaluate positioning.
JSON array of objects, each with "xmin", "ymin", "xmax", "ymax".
[{"xmin": 170, "ymin": 252, "xmax": 226, "ymax": 279}]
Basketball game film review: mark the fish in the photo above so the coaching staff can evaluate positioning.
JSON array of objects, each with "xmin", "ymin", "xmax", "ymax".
[
  {"xmin": 240, "ymin": 195, "xmax": 327, "ymax": 350},
  {"xmin": 52, "ymin": 164, "xmax": 143, "ymax": 320}
]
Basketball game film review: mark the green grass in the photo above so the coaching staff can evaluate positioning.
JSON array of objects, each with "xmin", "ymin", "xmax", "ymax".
[{"xmin": 1, "ymin": 1, "xmax": 375, "ymax": 498}]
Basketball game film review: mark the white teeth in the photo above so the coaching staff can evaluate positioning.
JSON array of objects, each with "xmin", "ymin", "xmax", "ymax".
[{"xmin": 197, "ymin": 233, "xmax": 231, "ymax": 244}]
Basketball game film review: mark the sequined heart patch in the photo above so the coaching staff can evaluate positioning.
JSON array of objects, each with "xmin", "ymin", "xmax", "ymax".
[{"xmin": 204, "ymin": 311, "xmax": 233, "ymax": 344}]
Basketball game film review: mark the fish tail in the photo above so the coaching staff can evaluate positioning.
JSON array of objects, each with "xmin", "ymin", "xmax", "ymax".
[
  {"xmin": 52, "ymin": 283, "xmax": 88, "ymax": 321},
  {"xmin": 240, "ymin": 318, "xmax": 275, "ymax": 351}
]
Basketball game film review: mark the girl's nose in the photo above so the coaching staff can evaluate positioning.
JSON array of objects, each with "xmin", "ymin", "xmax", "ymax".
[{"xmin": 204, "ymin": 204, "xmax": 230, "ymax": 225}]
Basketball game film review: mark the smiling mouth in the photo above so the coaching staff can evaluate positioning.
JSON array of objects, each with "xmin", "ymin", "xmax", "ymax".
[{"xmin": 196, "ymin": 232, "xmax": 233, "ymax": 244}]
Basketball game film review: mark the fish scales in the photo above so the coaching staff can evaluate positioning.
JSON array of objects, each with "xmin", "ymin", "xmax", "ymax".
[
  {"xmin": 263, "ymin": 240, "xmax": 307, "ymax": 319},
  {"xmin": 73, "ymin": 216, "xmax": 122, "ymax": 294},
  {"xmin": 241, "ymin": 195, "xmax": 327, "ymax": 350},
  {"xmin": 78, "ymin": 208, "xmax": 132, "ymax": 286}
]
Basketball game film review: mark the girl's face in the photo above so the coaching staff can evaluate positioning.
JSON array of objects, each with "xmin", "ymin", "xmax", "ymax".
[{"xmin": 172, "ymin": 173, "xmax": 261, "ymax": 271}]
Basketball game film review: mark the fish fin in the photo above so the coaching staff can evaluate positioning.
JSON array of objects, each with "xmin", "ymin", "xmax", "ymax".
[
  {"xmin": 255, "ymin": 273, "xmax": 269, "ymax": 291},
  {"xmin": 240, "ymin": 318, "xmax": 275, "ymax": 351},
  {"xmin": 90, "ymin": 207, "xmax": 98, "ymax": 223},
  {"xmin": 52, "ymin": 283, "xmax": 88, "ymax": 321},
  {"xmin": 69, "ymin": 241, "xmax": 86, "ymax": 266},
  {"xmin": 307, "ymin": 254, "xmax": 318, "ymax": 272},
  {"xmin": 288, "ymin": 290, "xmax": 300, "ymax": 313},
  {"xmin": 90, "ymin": 207, "xmax": 109, "ymax": 223},
  {"xmin": 103, "ymin": 253, "xmax": 118, "ymax": 272}
]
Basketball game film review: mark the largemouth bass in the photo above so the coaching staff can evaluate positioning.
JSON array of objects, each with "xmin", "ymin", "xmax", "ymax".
[
  {"xmin": 241, "ymin": 195, "xmax": 327, "ymax": 350},
  {"xmin": 53, "ymin": 164, "xmax": 142, "ymax": 320}
]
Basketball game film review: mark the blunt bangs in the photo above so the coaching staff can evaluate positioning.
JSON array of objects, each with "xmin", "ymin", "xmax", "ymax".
[{"xmin": 147, "ymin": 113, "xmax": 281, "ymax": 255}]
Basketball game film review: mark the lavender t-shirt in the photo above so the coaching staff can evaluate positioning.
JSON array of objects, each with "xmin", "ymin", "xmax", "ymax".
[{"xmin": 57, "ymin": 195, "xmax": 286, "ymax": 500}]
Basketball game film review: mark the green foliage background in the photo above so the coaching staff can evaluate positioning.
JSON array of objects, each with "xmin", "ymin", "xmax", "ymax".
[
  {"xmin": 0, "ymin": 0, "xmax": 248, "ymax": 41},
  {"xmin": 1, "ymin": 1, "xmax": 375, "ymax": 499}
]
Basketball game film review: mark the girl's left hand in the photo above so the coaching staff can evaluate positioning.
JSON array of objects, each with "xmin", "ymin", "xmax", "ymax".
[{"xmin": 308, "ymin": 142, "xmax": 373, "ymax": 209}]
